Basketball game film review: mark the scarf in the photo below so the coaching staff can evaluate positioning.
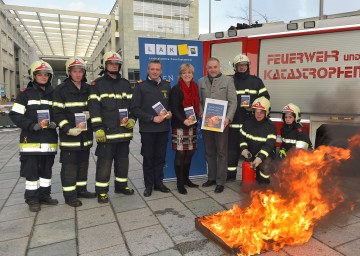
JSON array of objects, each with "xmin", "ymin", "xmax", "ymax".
[{"xmin": 179, "ymin": 79, "xmax": 200, "ymax": 115}]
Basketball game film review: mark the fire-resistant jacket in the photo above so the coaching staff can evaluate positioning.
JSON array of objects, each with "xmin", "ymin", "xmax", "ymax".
[
  {"xmin": 239, "ymin": 116, "xmax": 277, "ymax": 161},
  {"xmin": 88, "ymin": 73, "xmax": 134, "ymax": 142},
  {"xmin": 231, "ymin": 72, "xmax": 270, "ymax": 129},
  {"xmin": 280, "ymin": 123, "xmax": 313, "ymax": 151},
  {"xmin": 130, "ymin": 76, "xmax": 171, "ymax": 133},
  {"xmin": 9, "ymin": 82, "xmax": 58, "ymax": 155},
  {"xmin": 53, "ymin": 78, "xmax": 93, "ymax": 150}
]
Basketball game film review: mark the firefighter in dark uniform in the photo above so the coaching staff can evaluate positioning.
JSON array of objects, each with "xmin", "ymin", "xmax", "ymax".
[
  {"xmin": 88, "ymin": 51, "xmax": 135, "ymax": 204},
  {"xmin": 53, "ymin": 57, "xmax": 96, "ymax": 207},
  {"xmin": 9, "ymin": 60, "xmax": 58, "ymax": 212},
  {"xmin": 130, "ymin": 59, "xmax": 172, "ymax": 197},
  {"xmin": 279, "ymin": 103, "xmax": 313, "ymax": 158},
  {"xmin": 239, "ymin": 97, "xmax": 277, "ymax": 184},
  {"xmin": 227, "ymin": 54, "xmax": 270, "ymax": 181}
]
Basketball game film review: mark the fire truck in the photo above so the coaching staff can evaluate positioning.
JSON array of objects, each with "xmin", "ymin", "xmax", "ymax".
[{"xmin": 199, "ymin": 14, "xmax": 360, "ymax": 148}]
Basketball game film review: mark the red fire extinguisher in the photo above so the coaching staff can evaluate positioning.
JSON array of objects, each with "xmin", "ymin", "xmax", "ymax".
[{"xmin": 241, "ymin": 160, "xmax": 256, "ymax": 193}]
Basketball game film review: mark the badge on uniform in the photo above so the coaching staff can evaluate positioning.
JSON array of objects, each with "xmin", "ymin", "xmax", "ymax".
[
  {"xmin": 240, "ymin": 95, "xmax": 250, "ymax": 107},
  {"xmin": 161, "ymin": 90, "xmax": 168, "ymax": 99}
]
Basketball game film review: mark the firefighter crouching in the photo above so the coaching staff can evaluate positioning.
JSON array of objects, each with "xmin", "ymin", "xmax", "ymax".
[
  {"xmin": 279, "ymin": 103, "xmax": 313, "ymax": 159},
  {"xmin": 9, "ymin": 60, "xmax": 58, "ymax": 212},
  {"xmin": 239, "ymin": 97, "xmax": 277, "ymax": 184},
  {"xmin": 227, "ymin": 54, "xmax": 270, "ymax": 181},
  {"xmin": 88, "ymin": 51, "xmax": 135, "ymax": 204},
  {"xmin": 53, "ymin": 57, "xmax": 96, "ymax": 207}
]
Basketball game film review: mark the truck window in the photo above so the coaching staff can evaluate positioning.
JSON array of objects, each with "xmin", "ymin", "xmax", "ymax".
[{"xmin": 211, "ymin": 41, "xmax": 243, "ymax": 76}]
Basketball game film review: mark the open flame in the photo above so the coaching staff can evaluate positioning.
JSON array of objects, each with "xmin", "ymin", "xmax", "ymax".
[{"xmin": 199, "ymin": 135, "xmax": 360, "ymax": 256}]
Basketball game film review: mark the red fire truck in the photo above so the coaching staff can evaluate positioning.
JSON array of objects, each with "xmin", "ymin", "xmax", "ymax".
[{"xmin": 199, "ymin": 14, "xmax": 360, "ymax": 148}]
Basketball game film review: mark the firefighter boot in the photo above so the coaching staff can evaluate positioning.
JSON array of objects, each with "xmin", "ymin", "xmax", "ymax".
[
  {"xmin": 114, "ymin": 158, "xmax": 134, "ymax": 195},
  {"xmin": 175, "ymin": 165, "xmax": 187, "ymax": 194},
  {"xmin": 226, "ymin": 170, "xmax": 237, "ymax": 181},
  {"xmin": 96, "ymin": 158, "xmax": 112, "ymax": 203},
  {"xmin": 183, "ymin": 163, "xmax": 199, "ymax": 188},
  {"xmin": 39, "ymin": 186, "xmax": 58, "ymax": 205},
  {"xmin": 77, "ymin": 162, "xmax": 96, "ymax": 198},
  {"xmin": 25, "ymin": 187, "xmax": 41, "ymax": 212}
]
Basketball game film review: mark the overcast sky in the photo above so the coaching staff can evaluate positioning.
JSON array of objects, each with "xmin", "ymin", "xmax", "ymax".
[{"xmin": 5, "ymin": 0, "xmax": 360, "ymax": 34}]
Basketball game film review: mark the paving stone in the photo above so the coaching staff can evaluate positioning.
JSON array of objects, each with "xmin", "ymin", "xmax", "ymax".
[
  {"xmin": 4, "ymin": 191, "xmax": 23, "ymax": 206},
  {"xmin": 125, "ymin": 224, "xmax": 174, "ymax": 256},
  {"xmin": 283, "ymin": 237, "xmax": 343, "ymax": 256},
  {"xmin": 75, "ymin": 198, "xmax": 102, "ymax": 211},
  {"xmin": 0, "ymin": 199, "xmax": 4, "ymax": 209},
  {"xmin": 0, "ymin": 188, "xmax": 11, "ymax": 200},
  {"xmin": 77, "ymin": 205, "xmax": 116, "ymax": 229},
  {"xmin": 0, "ymin": 217, "xmax": 33, "ymax": 242},
  {"xmin": 147, "ymin": 248, "xmax": 182, "ymax": 256},
  {"xmin": 0, "ymin": 203, "xmax": 36, "ymax": 222},
  {"xmin": 27, "ymin": 239, "xmax": 77, "ymax": 256},
  {"xmin": 80, "ymin": 244, "xmax": 129, "ymax": 256},
  {"xmin": 30, "ymin": 219, "xmax": 75, "ymax": 248},
  {"xmin": 78, "ymin": 222, "xmax": 124, "ymax": 254},
  {"xmin": 110, "ymin": 193, "xmax": 147, "ymax": 213},
  {"xmin": 131, "ymin": 178, "xmax": 145, "ymax": 190},
  {"xmin": 117, "ymin": 207, "xmax": 159, "ymax": 232},
  {"xmin": 0, "ymin": 178, "xmax": 17, "ymax": 189},
  {"xmin": 177, "ymin": 239, "xmax": 224, "ymax": 256},
  {"xmin": 313, "ymin": 222, "xmax": 360, "ymax": 247},
  {"xmin": 0, "ymin": 171, "xmax": 19, "ymax": 180},
  {"xmin": 147, "ymin": 196, "xmax": 187, "ymax": 212},
  {"xmin": 335, "ymin": 237, "xmax": 360, "ymax": 255},
  {"xmin": 185, "ymin": 197, "xmax": 225, "ymax": 217},
  {"xmin": 36, "ymin": 204, "xmax": 75, "ymax": 225},
  {"xmin": 207, "ymin": 186, "xmax": 245, "ymax": 205},
  {"xmin": 0, "ymin": 237, "xmax": 28, "ymax": 256},
  {"xmin": 172, "ymin": 187, "xmax": 208, "ymax": 203}
]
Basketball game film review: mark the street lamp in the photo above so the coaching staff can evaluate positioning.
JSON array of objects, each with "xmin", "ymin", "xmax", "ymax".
[{"xmin": 209, "ymin": 0, "xmax": 221, "ymax": 33}]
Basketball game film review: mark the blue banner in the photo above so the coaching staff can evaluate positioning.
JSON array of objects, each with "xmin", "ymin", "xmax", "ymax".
[{"xmin": 138, "ymin": 37, "xmax": 207, "ymax": 179}]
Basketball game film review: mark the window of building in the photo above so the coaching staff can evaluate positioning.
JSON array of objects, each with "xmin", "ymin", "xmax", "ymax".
[{"xmin": 128, "ymin": 69, "xmax": 140, "ymax": 87}]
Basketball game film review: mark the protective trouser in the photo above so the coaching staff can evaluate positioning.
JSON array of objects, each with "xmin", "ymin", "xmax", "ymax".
[
  {"xmin": 95, "ymin": 141, "xmax": 130, "ymax": 194},
  {"xmin": 20, "ymin": 155, "xmax": 55, "ymax": 205},
  {"xmin": 60, "ymin": 150, "xmax": 90, "ymax": 201},
  {"xmin": 140, "ymin": 131, "xmax": 168, "ymax": 189},
  {"xmin": 227, "ymin": 127, "xmax": 241, "ymax": 179}
]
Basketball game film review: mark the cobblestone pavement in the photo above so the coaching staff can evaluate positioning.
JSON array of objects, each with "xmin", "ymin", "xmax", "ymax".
[{"xmin": 0, "ymin": 126, "xmax": 359, "ymax": 256}]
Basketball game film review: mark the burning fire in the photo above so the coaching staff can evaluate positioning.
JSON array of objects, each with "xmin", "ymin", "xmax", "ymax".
[{"xmin": 199, "ymin": 135, "xmax": 360, "ymax": 256}]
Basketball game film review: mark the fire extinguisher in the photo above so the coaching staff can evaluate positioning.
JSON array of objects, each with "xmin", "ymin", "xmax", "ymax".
[{"xmin": 241, "ymin": 156, "xmax": 256, "ymax": 193}]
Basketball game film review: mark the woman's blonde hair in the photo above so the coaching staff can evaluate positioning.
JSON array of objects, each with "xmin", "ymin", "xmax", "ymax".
[{"xmin": 178, "ymin": 63, "xmax": 195, "ymax": 81}]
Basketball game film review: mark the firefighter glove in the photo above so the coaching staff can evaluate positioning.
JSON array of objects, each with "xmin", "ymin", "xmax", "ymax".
[
  {"xmin": 48, "ymin": 121, "xmax": 57, "ymax": 129},
  {"xmin": 241, "ymin": 149, "xmax": 252, "ymax": 159},
  {"xmin": 252, "ymin": 157, "xmax": 262, "ymax": 168},
  {"xmin": 33, "ymin": 123, "xmax": 42, "ymax": 131},
  {"xmin": 125, "ymin": 118, "xmax": 135, "ymax": 129},
  {"xmin": 83, "ymin": 111, "xmax": 90, "ymax": 120},
  {"xmin": 67, "ymin": 128, "xmax": 82, "ymax": 136},
  {"xmin": 95, "ymin": 129, "xmax": 106, "ymax": 142},
  {"xmin": 279, "ymin": 149, "xmax": 287, "ymax": 158}
]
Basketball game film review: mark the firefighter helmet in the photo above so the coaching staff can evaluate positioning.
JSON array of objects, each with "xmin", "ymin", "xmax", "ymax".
[
  {"xmin": 252, "ymin": 96, "xmax": 270, "ymax": 116},
  {"xmin": 282, "ymin": 103, "xmax": 301, "ymax": 123},
  {"xmin": 30, "ymin": 60, "xmax": 53, "ymax": 81},
  {"xmin": 232, "ymin": 54, "xmax": 250, "ymax": 68},
  {"xmin": 102, "ymin": 51, "xmax": 122, "ymax": 65},
  {"xmin": 65, "ymin": 57, "xmax": 86, "ymax": 76}
]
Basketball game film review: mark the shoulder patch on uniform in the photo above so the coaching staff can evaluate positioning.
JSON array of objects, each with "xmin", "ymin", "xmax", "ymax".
[
  {"xmin": 298, "ymin": 128, "xmax": 303, "ymax": 133},
  {"xmin": 21, "ymin": 88, "xmax": 27, "ymax": 92}
]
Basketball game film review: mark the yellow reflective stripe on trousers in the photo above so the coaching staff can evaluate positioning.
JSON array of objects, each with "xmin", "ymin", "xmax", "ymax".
[
  {"xmin": 96, "ymin": 182, "xmax": 109, "ymax": 187},
  {"xmin": 227, "ymin": 167, "xmax": 237, "ymax": 171},
  {"xmin": 115, "ymin": 177, "xmax": 128, "ymax": 182},
  {"xmin": 11, "ymin": 103, "xmax": 26, "ymax": 114},
  {"xmin": 240, "ymin": 142, "xmax": 248, "ymax": 147},
  {"xmin": 40, "ymin": 178, "xmax": 51, "ymax": 187},
  {"xmin": 20, "ymin": 143, "xmax": 57, "ymax": 153},
  {"xmin": 63, "ymin": 185, "xmax": 76, "ymax": 192},
  {"xmin": 259, "ymin": 149, "xmax": 269, "ymax": 157},
  {"xmin": 60, "ymin": 140, "xmax": 93, "ymax": 147},
  {"xmin": 26, "ymin": 180, "xmax": 39, "ymax": 190},
  {"xmin": 59, "ymin": 120, "xmax": 69, "ymax": 128},
  {"xmin": 106, "ymin": 133, "xmax": 133, "ymax": 140},
  {"xmin": 76, "ymin": 181, "xmax": 87, "ymax": 186}
]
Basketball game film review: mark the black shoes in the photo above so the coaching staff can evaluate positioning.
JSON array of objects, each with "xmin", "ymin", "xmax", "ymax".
[
  {"xmin": 154, "ymin": 185, "xmax": 170, "ymax": 193},
  {"xmin": 177, "ymin": 184, "xmax": 188, "ymax": 195},
  {"xmin": 77, "ymin": 190, "xmax": 97, "ymax": 198},
  {"xmin": 40, "ymin": 197, "xmax": 59, "ymax": 205},
  {"xmin": 66, "ymin": 198, "xmax": 82, "ymax": 207},
  {"xmin": 143, "ymin": 188, "xmax": 152, "ymax": 197},
  {"xmin": 115, "ymin": 187, "xmax": 135, "ymax": 195},
  {"xmin": 202, "ymin": 180, "xmax": 216, "ymax": 187},
  {"xmin": 29, "ymin": 203, "xmax": 41, "ymax": 212},
  {"xmin": 184, "ymin": 180, "xmax": 199, "ymax": 188},
  {"xmin": 214, "ymin": 185, "xmax": 224, "ymax": 193},
  {"xmin": 97, "ymin": 193, "xmax": 109, "ymax": 204}
]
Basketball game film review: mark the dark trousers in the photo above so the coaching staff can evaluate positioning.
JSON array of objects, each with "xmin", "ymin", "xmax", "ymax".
[
  {"xmin": 60, "ymin": 150, "xmax": 90, "ymax": 200},
  {"xmin": 95, "ymin": 141, "xmax": 130, "ymax": 194},
  {"xmin": 227, "ymin": 127, "xmax": 240, "ymax": 177},
  {"xmin": 20, "ymin": 154, "xmax": 55, "ymax": 204},
  {"xmin": 140, "ymin": 131, "xmax": 168, "ymax": 189},
  {"xmin": 202, "ymin": 127, "xmax": 229, "ymax": 186}
]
